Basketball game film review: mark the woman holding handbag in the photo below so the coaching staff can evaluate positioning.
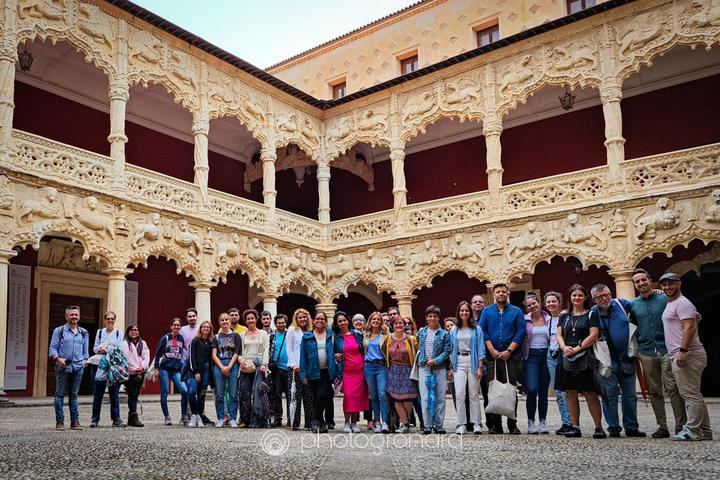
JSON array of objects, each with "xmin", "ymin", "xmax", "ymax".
[
  {"xmin": 384, "ymin": 313, "xmax": 419, "ymax": 433},
  {"xmin": 122, "ymin": 324, "xmax": 149, "ymax": 427},
  {"xmin": 154, "ymin": 318, "xmax": 189, "ymax": 426},
  {"xmin": 556, "ymin": 284, "xmax": 605, "ymax": 439},
  {"xmin": 333, "ymin": 311, "xmax": 368, "ymax": 433},
  {"xmin": 238, "ymin": 309, "xmax": 269, "ymax": 428}
]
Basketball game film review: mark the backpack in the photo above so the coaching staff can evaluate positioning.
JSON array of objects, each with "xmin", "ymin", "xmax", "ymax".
[{"xmin": 105, "ymin": 344, "xmax": 129, "ymax": 385}]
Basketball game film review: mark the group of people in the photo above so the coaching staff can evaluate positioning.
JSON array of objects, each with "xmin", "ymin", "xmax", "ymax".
[{"xmin": 50, "ymin": 269, "xmax": 711, "ymax": 441}]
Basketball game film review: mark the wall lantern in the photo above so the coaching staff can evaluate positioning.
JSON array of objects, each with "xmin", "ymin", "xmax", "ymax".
[
  {"xmin": 18, "ymin": 44, "xmax": 33, "ymax": 72},
  {"xmin": 559, "ymin": 85, "xmax": 576, "ymax": 111}
]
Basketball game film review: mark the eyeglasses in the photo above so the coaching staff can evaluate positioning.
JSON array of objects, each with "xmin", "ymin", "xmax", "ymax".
[
  {"xmin": 105, "ymin": 317, "xmax": 116, "ymax": 321},
  {"xmin": 129, "ymin": 328, "xmax": 139, "ymax": 331},
  {"xmin": 593, "ymin": 293, "xmax": 611, "ymax": 300}
]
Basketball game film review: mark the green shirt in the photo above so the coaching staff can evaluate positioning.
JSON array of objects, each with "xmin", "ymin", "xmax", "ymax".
[{"xmin": 630, "ymin": 292, "xmax": 668, "ymax": 356}]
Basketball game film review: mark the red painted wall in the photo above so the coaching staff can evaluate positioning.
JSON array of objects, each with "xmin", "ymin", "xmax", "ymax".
[
  {"xmin": 211, "ymin": 270, "xmax": 249, "ymax": 322},
  {"xmin": 330, "ymin": 163, "xmax": 393, "ymax": 220},
  {"xmin": 208, "ymin": 151, "xmax": 251, "ymax": 200},
  {"xmin": 532, "ymin": 257, "xmax": 615, "ymax": 307},
  {"xmin": 7, "ymin": 246, "xmax": 38, "ymax": 398},
  {"xmin": 412, "ymin": 271, "xmax": 488, "ymax": 326}
]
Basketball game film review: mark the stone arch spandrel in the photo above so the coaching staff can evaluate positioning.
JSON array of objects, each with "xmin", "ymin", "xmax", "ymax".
[
  {"xmin": 11, "ymin": 225, "xmax": 114, "ymax": 269},
  {"xmin": 627, "ymin": 227, "xmax": 720, "ymax": 271},
  {"xmin": 329, "ymin": 271, "xmax": 396, "ymax": 302},
  {"xmin": 125, "ymin": 245, "xmax": 203, "ymax": 282},
  {"xmin": 500, "ymin": 246, "xmax": 615, "ymax": 285},
  {"xmin": 665, "ymin": 241, "xmax": 720, "ymax": 276},
  {"xmin": 325, "ymin": 106, "xmax": 391, "ymax": 159},
  {"xmin": 276, "ymin": 270, "xmax": 325, "ymax": 300},
  {"xmin": 406, "ymin": 262, "xmax": 492, "ymax": 295},
  {"xmin": 211, "ymin": 256, "xmax": 270, "ymax": 293}
]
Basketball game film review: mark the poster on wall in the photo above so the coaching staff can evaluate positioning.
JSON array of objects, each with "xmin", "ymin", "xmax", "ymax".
[
  {"xmin": 126, "ymin": 280, "xmax": 138, "ymax": 326},
  {"xmin": 5, "ymin": 264, "xmax": 31, "ymax": 390}
]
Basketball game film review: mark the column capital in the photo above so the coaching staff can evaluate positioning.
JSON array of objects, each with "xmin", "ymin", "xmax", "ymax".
[
  {"xmin": 108, "ymin": 80, "xmax": 130, "ymax": 102},
  {"xmin": 191, "ymin": 118, "xmax": 209, "ymax": 136},
  {"xmin": 189, "ymin": 280, "xmax": 217, "ymax": 292},
  {"xmin": 391, "ymin": 294, "xmax": 416, "ymax": 303},
  {"xmin": 259, "ymin": 291, "xmax": 280, "ymax": 301},
  {"xmin": 389, "ymin": 146, "xmax": 405, "ymax": 160},
  {"xmin": 315, "ymin": 303, "xmax": 337, "ymax": 314},
  {"xmin": 599, "ymin": 81, "xmax": 623, "ymax": 103},
  {"xmin": 260, "ymin": 144, "xmax": 277, "ymax": 161},
  {"xmin": 482, "ymin": 117, "xmax": 503, "ymax": 137},
  {"xmin": 316, "ymin": 161, "xmax": 331, "ymax": 180},
  {"xmin": 608, "ymin": 268, "xmax": 635, "ymax": 279},
  {"xmin": 102, "ymin": 267, "xmax": 134, "ymax": 279},
  {"xmin": 0, "ymin": 248, "xmax": 18, "ymax": 263}
]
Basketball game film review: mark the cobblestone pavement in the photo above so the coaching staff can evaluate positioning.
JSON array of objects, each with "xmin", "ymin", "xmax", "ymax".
[{"xmin": 1, "ymin": 396, "xmax": 718, "ymax": 479}]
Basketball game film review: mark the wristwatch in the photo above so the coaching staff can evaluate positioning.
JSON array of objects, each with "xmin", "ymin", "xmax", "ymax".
[{"xmin": 679, "ymin": 348, "xmax": 689, "ymax": 353}]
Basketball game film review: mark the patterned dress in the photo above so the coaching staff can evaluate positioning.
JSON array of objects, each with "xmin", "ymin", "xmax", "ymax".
[{"xmin": 387, "ymin": 337, "xmax": 418, "ymax": 401}]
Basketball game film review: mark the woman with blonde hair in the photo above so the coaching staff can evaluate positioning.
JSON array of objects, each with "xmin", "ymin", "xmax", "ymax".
[
  {"xmin": 363, "ymin": 311, "xmax": 390, "ymax": 433},
  {"xmin": 287, "ymin": 308, "xmax": 314, "ymax": 430},
  {"xmin": 187, "ymin": 320, "xmax": 214, "ymax": 428}
]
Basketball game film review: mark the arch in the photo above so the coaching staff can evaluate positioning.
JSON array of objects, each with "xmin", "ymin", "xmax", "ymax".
[
  {"xmin": 400, "ymin": 110, "xmax": 485, "ymax": 145},
  {"xmin": 324, "ymin": 108, "xmax": 391, "ymax": 158},
  {"xmin": 406, "ymin": 261, "xmax": 491, "ymax": 295},
  {"xmin": 496, "ymin": 77, "xmax": 599, "ymax": 120},
  {"xmin": 329, "ymin": 270, "xmax": 396, "ymax": 301},
  {"xmin": 627, "ymin": 227, "xmax": 720, "ymax": 269},
  {"xmin": 275, "ymin": 270, "xmax": 325, "ymax": 299},
  {"xmin": 665, "ymin": 242, "xmax": 720, "ymax": 277},
  {"xmin": 211, "ymin": 256, "xmax": 271, "ymax": 293},
  {"xmin": 11, "ymin": 224, "xmax": 114, "ymax": 269},
  {"xmin": 502, "ymin": 246, "xmax": 615, "ymax": 284},
  {"xmin": 126, "ymin": 245, "xmax": 202, "ymax": 282}
]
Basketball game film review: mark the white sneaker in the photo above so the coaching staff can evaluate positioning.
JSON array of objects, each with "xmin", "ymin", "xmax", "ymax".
[
  {"xmin": 374, "ymin": 423, "xmax": 382, "ymax": 433},
  {"xmin": 215, "ymin": 420, "xmax": 224, "ymax": 428},
  {"xmin": 538, "ymin": 420, "xmax": 548, "ymax": 434},
  {"xmin": 672, "ymin": 427, "xmax": 702, "ymax": 441},
  {"xmin": 196, "ymin": 416, "xmax": 205, "ymax": 428},
  {"xmin": 351, "ymin": 423, "xmax": 361, "ymax": 433},
  {"xmin": 188, "ymin": 415, "xmax": 197, "ymax": 428},
  {"xmin": 381, "ymin": 422, "xmax": 389, "ymax": 433},
  {"xmin": 528, "ymin": 420, "xmax": 538, "ymax": 434},
  {"xmin": 342, "ymin": 422, "xmax": 351, "ymax": 433},
  {"xmin": 455, "ymin": 425, "xmax": 467, "ymax": 435},
  {"xmin": 229, "ymin": 420, "xmax": 238, "ymax": 428},
  {"xmin": 473, "ymin": 424, "xmax": 483, "ymax": 434}
]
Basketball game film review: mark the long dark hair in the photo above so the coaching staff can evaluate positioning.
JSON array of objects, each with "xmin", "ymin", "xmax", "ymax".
[
  {"xmin": 455, "ymin": 300, "xmax": 476, "ymax": 328},
  {"xmin": 124, "ymin": 324, "xmax": 143, "ymax": 354},
  {"xmin": 332, "ymin": 310, "xmax": 349, "ymax": 335},
  {"xmin": 567, "ymin": 284, "xmax": 590, "ymax": 311}
]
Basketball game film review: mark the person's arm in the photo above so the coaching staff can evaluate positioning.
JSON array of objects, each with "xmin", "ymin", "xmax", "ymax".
[
  {"xmin": 154, "ymin": 335, "xmax": 166, "ymax": 369},
  {"xmin": 228, "ymin": 334, "xmax": 241, "ymax": 368},
  {"xmin": 433, "ymin": 331, "xmax": 452, "ymax": 366},
  {"xmin": 676, "ymin": 318, "xmax": 698, "ymax": 367},
  {"xmin": 140, "ymin": 341, "xmax": 150, "ymax": 371},
  {"xmin": 48, "ymin": 327, "xmax": 64, "ymax": 367},
  {"xmin": 93, "ymin": 330, "xmax": 102, "ymax": 354},
  {"xmin": 190, "ymin": 338, "xmax": 199, "ymax": 375},
  {"xmin": 211, "ymin": 345, "xmax": 222, "ymax": 369},
  {"xmin": 508, "ymin": 309, "xmax": 526, "ymax": 353},
  {"xmin": 476, "ymin": 327, "xmax": 486, "ymax": 372},
  {"xmin": 299, "ymin": 337, "xmax": 308, "ymax": 383},
  {"xmin": 82, "ymin": 330, "xmax": 89, "ymax": 362},
  {"xmin": 261, "ymin": 332, "xmax": 269, "ymax": 368}
]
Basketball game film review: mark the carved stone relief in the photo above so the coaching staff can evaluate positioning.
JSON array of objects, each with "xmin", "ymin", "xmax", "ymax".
[{"xmin": 634, "ymin": 197, "xmax": 681, "ymax": 241}]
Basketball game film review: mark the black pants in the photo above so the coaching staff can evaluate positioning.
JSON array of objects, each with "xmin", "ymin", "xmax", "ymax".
[
  {"xmin": 124, "ymin": 374, "xmax": 144, "ymax": 415},
  {"xmin": 238, "ymin": 372, "xmax": 254, "ymax": 426},
  {"xmin": 270, "ymin": 368, "xmax": 289, "ymax": 424},
  {"xmin": 486, "ymin": 358, "xmax": 522, "ymax": 429},
  {"xmin": 288, "ymin": 372, "xmax": 314, "ymax": 429},
  {"xmin": 325, "ymin": 386, "xmax": 335, "ymax": 427},
  {"xmin": 309, "ymin": 369, "xmax": 332, "ymax": 427}
]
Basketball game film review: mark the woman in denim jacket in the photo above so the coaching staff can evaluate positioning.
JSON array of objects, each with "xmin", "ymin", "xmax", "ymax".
[{"xmin": 299, "ymin": 311, "xmax": 337, "ymax": 433}]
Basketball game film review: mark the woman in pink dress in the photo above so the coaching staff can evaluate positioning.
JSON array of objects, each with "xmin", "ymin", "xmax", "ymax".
[{"xmin": 333, "ymin": 311, "xmax": 369, "ymax": 433}]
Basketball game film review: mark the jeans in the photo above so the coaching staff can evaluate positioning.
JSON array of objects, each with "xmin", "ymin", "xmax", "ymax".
[
  {"xmin": 186, "ymin": 365, "xmax": 210, "ymax": 416},
  {"xmin": 364, "ymin": 362, "xmax": 389, "ymax": 423},
  {"xmin": 453, "ymin": 355, "xmax": 481, "ymax": 426},
  {"xmin": 547, "ymin": 351, "xmax": 570, "ymax": 425},
  {"xmin": 595, "ymin": 364, "xmax": 639, "ymax": 432},
  {"xmin": 213, "ymin": 360, "xmax": 238, "ymax": 421},
  {"xmin": 54, "ymin": 367, "xmax": 84, "ymax": 423},
  {"xmin": 639, "ymin": 353, "xmax": 686, "ymax": 431},
  {"xmin": 419, "ymin": 366, "xmax": 447, "ymax": 429},
  {"xmin": 524, "ymin": 348, "xmax": 550, "ymax": 422},
  {"xmin": 91, "ymin": 379, "xmax": 121, "ymax": 423},
  {"xmin": 159, "ymin": 368, "xmax": 188, "ymax": 419}
]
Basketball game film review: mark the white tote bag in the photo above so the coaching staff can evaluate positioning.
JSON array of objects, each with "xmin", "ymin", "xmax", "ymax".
[{"xmin": 485, "ymin": 360, "xmax": 517, "ymax": 419}]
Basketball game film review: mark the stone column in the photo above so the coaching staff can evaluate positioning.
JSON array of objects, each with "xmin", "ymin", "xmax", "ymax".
[
  {"xmin": 609, "ymin": 269, "xmax": 636, "ymax": 300},
  {"xmin": 102, "ymin": 267, "xmax": 134, "ymax": 333},
  {"xmin": 261, "ymin": 292, "xmax": 279, "ymax": 328},
  {"xmin": 483, "ymin": 115, "xmax": 504, "ymax": 213},
  {"xmin": 0, "ymin": 14, "xmax": 17, "ymax": 155},
  {"xmin": 192, "ymin": 114, "xmax": 210, "ymax": 205},
  {"xmin": 389, "ymin": 146, "xmax": 407, "ymax": 216},
  {"xmin": 189, "ymin": 280, "xmax": 216, "ymax": 323},
  {"xmin": 314, "ymin": 303, "xmax": 337, "ymax": 326},
  {"xmin": 392, "ymin": 294, "xmax": 416, "ymax": 319},
  {"xmin": 108, "ymin": 79, "xmax": 129, "ymax": 191},
  {"xmin": 0, "ymin": 249, "xmax": 18, "ymax": 395},
  {"xmin": 600, "ymin": 81, "xmax": 625, "ymax": 191},
  {"xmin": 317, "ymin": 161, "xmax": 331, "ymax": 224},
  {"xmin": 261, "ymin": 145, "xmax": 277, "ymax": 224}
]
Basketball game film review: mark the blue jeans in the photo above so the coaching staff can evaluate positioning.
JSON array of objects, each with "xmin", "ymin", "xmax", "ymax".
[
  {"xmin": 54, "ymin": 367, "xmax": 84, "ymax": 423},
  {"xmin": 547, "ymin": 351, "xmax": 570, "ymax": 425},
  {"xmin": 159, "ymin": 369, "xmax": 188, "ymax": 418},
  {"xmin": 524, "ymin": 348, "xmax": 550, "ymax": 422},
  {"xmin": 213, "ymin": 360, "xmax": 238, "ymax": 421},
  {"xmin": 91, "ymin": 379, "xmax": 121, "ymax": 423},
  {"xmin": 596, "ymin": 364, "xmax": 639, "ymax": 432},
  {"xmin": 186, "ymin": 365, "xmax": 210, "ymax": 416},
  {"xmin": 418, "ymin": 366, "xmax": 447, "ymax": 429},
  {"xmin": 364, "ymin": 362, "xmax": 388, "ymax": 423}
]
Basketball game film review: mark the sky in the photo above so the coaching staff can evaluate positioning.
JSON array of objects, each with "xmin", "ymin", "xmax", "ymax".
[{"xmin": 133, "ymin": 0, "xmax": 419, "ymax": 69}]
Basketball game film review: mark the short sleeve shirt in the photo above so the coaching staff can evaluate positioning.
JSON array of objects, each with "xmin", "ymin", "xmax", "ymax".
[
  {"xmin": 212, "ymin": 332, "xmax": 241, "ymax": 360},
  {"xmin": 560, "ymin": 312, "xmax": 597, "ymax": 347},
  {"xmin": 662, "ymin": 295, "xmax": 703, "ymax": 356}
]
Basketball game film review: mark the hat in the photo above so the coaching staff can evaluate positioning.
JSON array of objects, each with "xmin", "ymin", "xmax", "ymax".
[
  {"xmin": 352, "ymin": 313, "xmax": 365, "ymax": 323},
  {"xmin": 658, "ymin": 272, "xmax": 681, "ymax": 283}
]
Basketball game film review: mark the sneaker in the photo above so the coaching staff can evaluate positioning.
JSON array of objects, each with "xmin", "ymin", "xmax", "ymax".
[
  {"xmin": 434, "ymin": 426, "xmax": 447, "ymax": 434},
  {"xmin": 564, "ymin": 426, "xmax": 582, "ymax": 438},
  {"xmin": 164, "ymin": 416, "xmax": 172, "ymax": 426},
  {"xmin": 608, "ymin": 428, "xmax": 621, "ymax": 438},
  {"xmin": 368, "ymin": 420, "xmax": 375, "ymax": 431},
  {"xmin": 455, "ymin": 425, "xmax": 467, "ymax": 435},
  {"xmin": 473, "ymin": 424, "xmax": 483, "ymax": 435},
  {"xmin": 374, "ymin": 423, "xmax": 382, "ymax": 434},
  {"xmin": 381, "ymin": 422, "xmax": 389, "ymax": 434},
  {"xmin": 556, "ymin": 424, "xmax": 572, "ymax": 435},
  {"xmin": 201, "ymin": 415, "xmax": 213, "ymax": 425},
  {"xmin": 180, "ymin": 415, "xmax": 190, "ymax": 426},
  {"xmin": 702, "ymin": 431, "xmax": 713, "ymax": 441},
  {"xmin": 527, "ymin": 420, "xmax": 538, "ymax": 434},
  {"xmin": 672, "ymin": 428, "xmax": 702, "ymax": 441},
  {"xmin": 112, "ymin": 419, "xmax": 126, "ymax": 428},
  {"xmin": 89, "ymin": 420, "xmax": 98, "ymax": 428},
  {"xmin": 327, "ymin": 423, "xmax": 335, "ymax": 431},
  {"xmin": 625, "ymin": 429, "xmax": 647, "ymax": 438},
  {"xmin": 593, "ymin": 427, "xmax": 607, "ymax": 439},
  {"xmin": 215, "ymin": 420, "xmax": 224, "ymax": 428},
  {"xmin": 188, "ymin": 415, "xmax": 198, "ymax": 428},
  {"xmin": 196, "ymin": 416, "xmax": 205, "ymax": 428},
  {"xmin": 508, "ymin": 425, "xmax": 522, "ymax": 435},
  {"xmin": 422, "ymin": 427, "xmax": 432, "ymax": 435},
  {"xmin": 651, "ymin": 428, "xmax": 670, "ymax": 439},
  {"xmin": 319, "ymin": 422, "xmax": 329, "ymax": 433},
  {"xmin": 70, "ymin": 421, "xmax": 83, "ymax": 430},
  {"xmin": 488, "ymin": 425, "xmax": 503, "ymax": 434},
  {"xmin": 397, "ymin": 424, "xmax": 409, "ymax": 434},
  {"xmin": 342, "ymin": 422, "xmax": 352, "ymax": 433},
  {"xmin": 229, "ymin": 420, "xmax": 238, "ymax": 428},
  {"xmin": 538, "ymin": 420, "xmax": 549, "ymax": 434},
  {"xmin": 56, "ymin": 421, "xmax": 66, "ymax": 431},
  {"xmin": 351, "ymin": 423, "xmax": 361, "ymax": 433}
]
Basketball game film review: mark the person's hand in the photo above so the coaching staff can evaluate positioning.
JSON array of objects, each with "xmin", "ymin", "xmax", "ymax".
[
  {"xmin": 194, "ymin": 373, "xmax": 201, "ymax": 382},
  {"xmin": 98, "ymin": 347, "xmax": 107, "ymax": 354},
  {"xmin": 56, "ymin": 358, "xmax": 67, "ymax": 368},
  {"xmin": 260, "ymin": 365, "xmax": 267, "ymax": 373},
  {"xmin": 426, "ymin": 358, "xmax": 435, "ymax": 367},
  {"xmin": 476, "ymin": 367, "xmax": 484, "ymax": 380},
  {"xmin": 293, "ymin": 366, "xmax": 300, "ymax": 373},
  {"xmin": 676, "ymin": 351, "xmax": 688, "ymax": 368},
  {"xmin": 447, "ymin": 371, "xmax": 454, "ymax": 382},
  {"xmin": 301, "ymin": 379, "xmax": 308, "ymax": 385},
  {"xmin": 334, "ymin": 353, "xmax": 342, "ymax": 362},
  {"xmin": 490, "ymin": 349, "xmax": 500, "ymax": 360},
  {"xmin": 498, "ymin": 350, "xmax": 510, "ymax": 361},
  {"xmin": 222, "ymin": 366, "xmax": 230, "ymax": 377},
  {"xmin": 562, "ymin": 346, "xmax": 575, "ymax": 357}
]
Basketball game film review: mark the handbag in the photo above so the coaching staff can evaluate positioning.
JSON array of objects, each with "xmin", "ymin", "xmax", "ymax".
[
  {"xmin": 485, "ymin": 360, "xmax": 517, "ymax": 420},
  {"xmin": 563, "ymin": 349, "xmax": 591, "ymax": 372},
  {"xmin": 409, "ymin": 350, "xmax": 420, "ymax": 381},
  {"xmin": 240, "ymin": 358, "xmax": 257, "ymax": 374}
]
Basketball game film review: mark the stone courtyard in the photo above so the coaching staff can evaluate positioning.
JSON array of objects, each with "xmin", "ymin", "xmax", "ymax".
[{"xmin": 1, "ymin": 396, "xmax": 718, "ymax": 479}]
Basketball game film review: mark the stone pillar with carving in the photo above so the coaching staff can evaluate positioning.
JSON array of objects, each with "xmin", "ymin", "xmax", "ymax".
[
  {"xmin": 609, "ymin": 269, "xmax": 636, "ymax": 300},
  {"xmin": 190, "ymin": 280, "xmax": 216, "ymax": 323},
  {"xmin": 261, "ymin": 292, "xmax": 279, "ymax": 328},
  {"xmin": 315, "ymin": 303, "xmax": 337, "ymax": 326},
  {"xmin": 317, "ymin": 160, "xmax": 331, "ymax": 224},
  {"xmin": 103, "ymin": 267, "xmax": 134, "ymax": 333},
  {"xmin": 261, "ymin": 144, "xmax": 277, "ymax": 225},
  {"xmin": 392, "ymin": 294, "xmax": 416, "ymax": 319},
  {"xmin": 0, "ymin": 1, "xmax": 18, "ymax": 157},
  {"xmin": 389, "ymin": 145, "xmax": 408, "ymax": 217},
  {"xmin": 483, "ymin": 114, "xmax": 504, "ymax": 213},
  {"xmin": 600, "ymin": 80, "xmax": 626, "ymax": 192},
  {"xmin": 0, "ymin": 249, "xmax": 18, "ymax": 395},
  {"xmin": 108, "ymin": 79, "xmax": 129, "ymax": 190},
  {"xmin": 192, "ymin": 112, "xmax": 210, "ymax": 205}
]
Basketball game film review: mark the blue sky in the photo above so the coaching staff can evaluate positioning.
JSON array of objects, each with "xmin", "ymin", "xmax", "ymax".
[{"xmin": 133, "ymin": 0, "xmax": 418, "ymax": 69}]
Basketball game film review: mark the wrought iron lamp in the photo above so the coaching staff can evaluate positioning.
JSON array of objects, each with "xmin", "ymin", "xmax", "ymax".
[
  {"xmin": 559, "ymin": 85, "xmax": 576, "ymax": 111},
  {"xmin": 18, "ymin": 44, "xmax": 33, "ymax": 72}
]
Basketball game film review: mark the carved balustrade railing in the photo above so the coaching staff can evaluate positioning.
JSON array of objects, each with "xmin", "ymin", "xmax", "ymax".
[
  {"xmin": 328, "ymin": 211, "xmax": 394, "ymax": 245},
  {"xmin": 206, "ymin": 189, "xmax": 267, "ymax": 230},
  {"xmin": 275, "ymin": 209, "xmax": 324, "ymax": 245},
  {"xmin": 124, "ymin": 164, "xmax": 199, "ymax": 214},
  {"xmin": 405, "ymin": 191, "xmax": 490, "ymax": 231}
]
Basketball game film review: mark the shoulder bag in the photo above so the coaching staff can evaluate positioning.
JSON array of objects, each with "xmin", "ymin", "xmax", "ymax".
[{"xmin": 485, "ymin": 360, "xmax": 517, "ymax": 420}]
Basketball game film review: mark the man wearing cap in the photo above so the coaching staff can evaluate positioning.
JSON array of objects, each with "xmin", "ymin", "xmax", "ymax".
[
  {"xmin": 630, "ymin": 268, "xmax": 686, "ymax": 438},
  {"xmin": 658, "ymin": 272, "xmax": 712, "ymax": 441}
]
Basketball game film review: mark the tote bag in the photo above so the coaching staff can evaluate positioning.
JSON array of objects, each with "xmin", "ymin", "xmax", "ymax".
[
  {"xmin": 485, "ymin": 360, "xmax": 517, "ymax": 419},
  {"xmin": 592, "ymin": 311, "xmax": 612, "ymax": 378}
]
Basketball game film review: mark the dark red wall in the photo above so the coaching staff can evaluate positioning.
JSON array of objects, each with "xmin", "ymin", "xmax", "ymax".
[
  {"xmin": 636, "ymin": 240, "xmax": 715, "ymax": 281},
  {"xmin": 208, "ymin": 151, "xmax": 251, "ymax": 199},
  {"xmin": 7, "ymin": 246, "xmax": 38, "ymax": 398},
  {"xmin": 532, "ymin": 257, "xmax": 615, "ymax": 307},
  {"xmin": 624, "ymin": 74, "xmax": 720, "ymax": 159},
  {"xmin": 412, "ymin": 271, "xmax": 487, "ymax": 326},
  {"xmin": 124, "ymin": 122, "xmax": 194, "ymax": 183},
  {"xmin": 211, "ymin": 270, "xmax": 249, "ymax": 322},
  {"xmin": 330, "ymin": 163, "xmax": 393, "ymax": 220}
]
